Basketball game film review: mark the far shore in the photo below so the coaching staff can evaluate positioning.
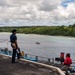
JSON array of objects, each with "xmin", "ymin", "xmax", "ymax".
[{"xmin": 0, "ymin": 32, "xmax": 74, "ymax": 38}]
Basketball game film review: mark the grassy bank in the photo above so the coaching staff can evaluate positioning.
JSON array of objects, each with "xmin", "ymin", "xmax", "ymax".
[{"xmin": 0, "ymin": 25, "xmax": 75, "ymax": 37}]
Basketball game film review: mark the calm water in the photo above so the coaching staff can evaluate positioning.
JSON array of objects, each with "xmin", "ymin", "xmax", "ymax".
[{"xmin": 0, "ymin": 33, "xmax": 75, "ymax": 61}]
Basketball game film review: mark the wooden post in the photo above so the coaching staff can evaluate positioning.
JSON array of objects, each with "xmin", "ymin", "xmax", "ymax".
[
  {"xmin": 48, "ymin": 58, "xmax": 50, "ymax": 63},
  {"xmin": 52, "ymin": 58, "xmax": 54, "ymax": 63},
  {"xmin": 25, "ymin": 54, "xmax": 27, "ymax": 57},
  {"xmin": 35, "ymin": 56, "xmax": 38, "ymax": 62}
]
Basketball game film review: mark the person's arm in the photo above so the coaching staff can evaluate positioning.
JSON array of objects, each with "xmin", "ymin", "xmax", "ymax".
[
  {"xmin": 70, "ymin": 59, "xmax": 72, "ymax": 64},
  {"xmin": 64, "ymin": 58, "xmax": 67, "ymax": 65},
  {"xmin": 15, "ymin": 35, "xmax": 18, "ymax": 49},
  {"xmin": 15, "ymin": 40, "xmax": 18, "ymax": 49}
]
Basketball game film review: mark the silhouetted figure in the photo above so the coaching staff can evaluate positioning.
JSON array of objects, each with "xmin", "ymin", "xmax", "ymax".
[
  {"xmin": 60, "ymin": 52, "xmax": 64, "ymax": 64},
  {"xmin": 10, "ymin": 29, "xmax": 19, "ymax": 63}
]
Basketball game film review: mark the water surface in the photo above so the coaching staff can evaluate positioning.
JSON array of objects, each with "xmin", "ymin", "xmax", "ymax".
[{"xmin": 0, "ymin": 33, "xmax": 75, "ymax": 61}]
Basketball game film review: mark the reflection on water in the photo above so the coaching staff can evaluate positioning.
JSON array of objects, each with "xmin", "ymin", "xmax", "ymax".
[{"xmin": 0, "ymin": 33, "xmax": 75, "ymax": 61}]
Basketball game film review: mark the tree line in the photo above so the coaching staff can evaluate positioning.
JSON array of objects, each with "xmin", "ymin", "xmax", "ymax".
[{"xmin": 0, "ymin": 24, "xmax": 75, "ymax": 37}]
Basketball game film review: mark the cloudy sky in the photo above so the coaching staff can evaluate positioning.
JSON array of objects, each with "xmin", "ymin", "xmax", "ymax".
[{"xmin": 0, "ymin": 0, "xmax": 75, "ymax": 26}]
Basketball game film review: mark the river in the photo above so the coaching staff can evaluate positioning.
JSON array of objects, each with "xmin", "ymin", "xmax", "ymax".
[{"xmin": 0, "ymin": 32, "xmax": 75, "ymax": 61}]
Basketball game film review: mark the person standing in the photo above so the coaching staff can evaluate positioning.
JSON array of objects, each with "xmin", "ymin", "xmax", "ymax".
[{"xmin": 10, "ymin": 29, "xmax": 19, "ymax": 63}]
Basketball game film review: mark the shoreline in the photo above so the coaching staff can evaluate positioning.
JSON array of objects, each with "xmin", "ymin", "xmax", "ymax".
[{"xmin": 0, "ymin": 32, "xmax": 74, "ymax": 38}]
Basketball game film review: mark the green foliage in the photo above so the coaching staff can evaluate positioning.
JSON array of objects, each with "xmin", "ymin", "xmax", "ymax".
[{"xmin": 0, "ymin": 25, "xmax": 75, "ymax": 37}]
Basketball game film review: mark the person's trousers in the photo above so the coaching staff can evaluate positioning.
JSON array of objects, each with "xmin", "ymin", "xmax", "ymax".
[{"xmin": 12, "ymin": 49, "xmax": 20, "ymax": 63}]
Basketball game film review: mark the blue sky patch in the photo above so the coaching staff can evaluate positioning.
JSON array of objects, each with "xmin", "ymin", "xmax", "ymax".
[{"xmin": 61, "ymin": 0, "xmax": 75, "ymax": 7}]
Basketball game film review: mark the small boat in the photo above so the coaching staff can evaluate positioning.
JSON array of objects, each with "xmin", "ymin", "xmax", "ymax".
[{"xmin": 35, "ymin": 42, "xmax": 40, "ymax": 45}]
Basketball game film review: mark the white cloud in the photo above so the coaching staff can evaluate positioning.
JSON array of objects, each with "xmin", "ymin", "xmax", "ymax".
[
  {"xmin": 0, "ymin": 0, "xmax": 75, "ymax": 26},
  {"xmin": 38, "ymin": 0, "xmax": 61, "ymax": 11},
  {"xmin": 57, "ymin": 3, "xmax": 75, "ymax": 20}
]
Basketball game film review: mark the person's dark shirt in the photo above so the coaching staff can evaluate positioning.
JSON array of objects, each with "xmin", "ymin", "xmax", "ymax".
[{"xmin": 10, "ymin": 34, "xmax": 17, "ymax": 43}]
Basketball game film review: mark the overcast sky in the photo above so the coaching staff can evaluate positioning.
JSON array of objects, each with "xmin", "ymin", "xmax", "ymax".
[{"xmin": 0, "ymin": 0, "xmax": 75, "ymax": 26}]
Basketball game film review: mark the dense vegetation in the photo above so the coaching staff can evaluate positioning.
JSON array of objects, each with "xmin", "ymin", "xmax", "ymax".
[{"xmin": 0, "ymin": 24, "xmax": 75, "ymax": 37}]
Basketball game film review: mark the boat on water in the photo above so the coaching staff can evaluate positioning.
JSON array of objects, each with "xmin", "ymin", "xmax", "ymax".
[{"xmin": 35, "ymin": 42, "xmax": 40, "ymax": 45}]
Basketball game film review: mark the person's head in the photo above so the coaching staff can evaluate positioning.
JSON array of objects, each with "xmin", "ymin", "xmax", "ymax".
[
  {"xmin": 11, "ymin": 29, "xmax": 17, "ymax": 34},
  {"xmin": 66, "ymin": 53, "xmax": 70, "ymax": 57}
]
